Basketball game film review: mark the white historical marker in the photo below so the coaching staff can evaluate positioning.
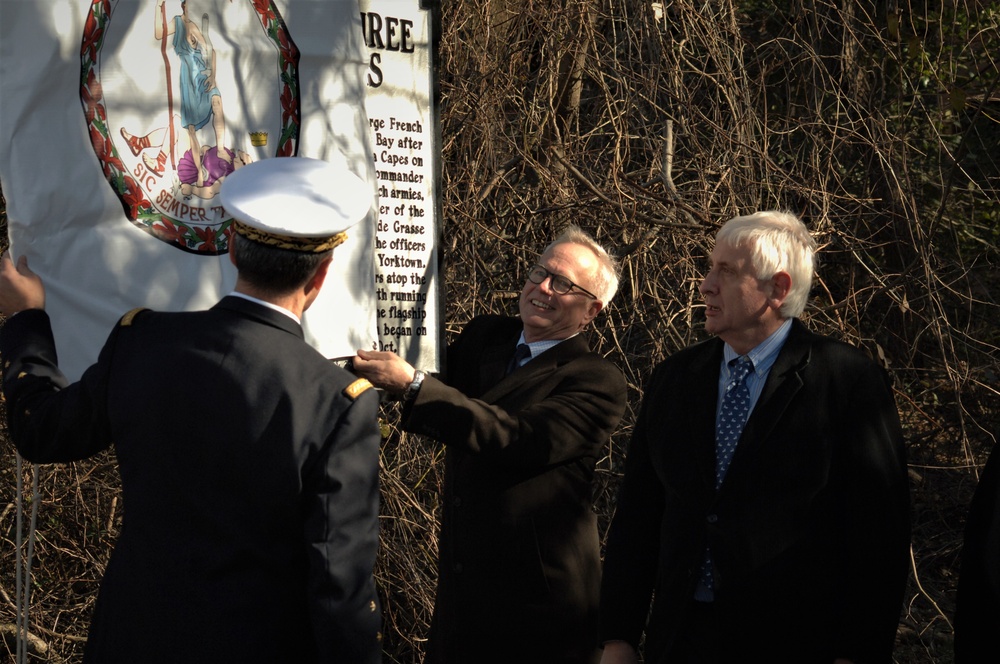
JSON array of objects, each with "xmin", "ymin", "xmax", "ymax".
[{"xmin": 360, "ymin": 0, "xmax": 441, "ymax": 372}]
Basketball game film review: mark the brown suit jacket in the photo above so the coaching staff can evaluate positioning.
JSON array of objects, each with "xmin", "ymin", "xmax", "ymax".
[{"xmin": 404, "ymin": 315, "xmax": 626, "ymax": 664}]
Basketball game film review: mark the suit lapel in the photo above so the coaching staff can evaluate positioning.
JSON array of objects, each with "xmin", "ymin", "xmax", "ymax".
[
  {"xmin": 478, "ymin": 339, "xmax": 516, "ymax": 394},
  {"xmin": 730, "ymin": 320, "xmax": 811, "ymax": 466},
  {"xmin": 479, "ymin": 334, "xmax": 591, "ymax": 403},
  {"xmin": 687, "ymin": 340, "xmax": 726, "ymax": 491}
]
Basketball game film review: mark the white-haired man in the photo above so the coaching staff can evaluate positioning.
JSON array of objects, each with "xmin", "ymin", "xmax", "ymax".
[
  {"xmin": 599, "ymin": 211, "xmax": 910, "ymax": 664},
  {"xmin": 354, "ymin": 225, "xmax": 626, "ymax": 664}
]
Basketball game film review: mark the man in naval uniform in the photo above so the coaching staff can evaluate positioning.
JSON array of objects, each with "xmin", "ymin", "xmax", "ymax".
[{"xmin": 0, "ymin": 157, "xmax": 384, "ymax": 663}]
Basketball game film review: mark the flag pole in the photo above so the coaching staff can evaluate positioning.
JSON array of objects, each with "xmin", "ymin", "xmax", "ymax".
[{"xmin": 14, "ymin": 456, "xmax": 41, "ymax": 664}]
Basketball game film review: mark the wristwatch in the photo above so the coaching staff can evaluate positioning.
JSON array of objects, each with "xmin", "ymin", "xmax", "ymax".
[{"xmin": 403, "ymin": 369, "xmax": 426, "ymax": 401}]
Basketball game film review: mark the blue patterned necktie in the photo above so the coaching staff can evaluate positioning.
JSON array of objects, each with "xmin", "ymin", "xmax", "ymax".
[
  {"xmin": 699, "ymin": 354, "xmax": 754, "ymax": 594},
  {"xmin": 715, "ymin": 355, "xmax": 754, "ymax": 488},
  {"xmin": 506, "ymin": 343, "xmax": 531, "ymax": 375}
]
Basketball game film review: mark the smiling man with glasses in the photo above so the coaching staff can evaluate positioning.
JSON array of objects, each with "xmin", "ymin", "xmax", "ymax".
[
  {"xmin": 518, "ymin": 238, "xmax": 607, "ymax": 345},
  {"xmin": 526, "ymin": 264, "xmax": 598, "ymax": 299},
  {"xmin": 354, "ymin": 225, "xmax": 626, "ymax": 664}
]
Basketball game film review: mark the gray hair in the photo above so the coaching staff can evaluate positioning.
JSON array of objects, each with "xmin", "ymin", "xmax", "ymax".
[
  {"xmin": 544, "ymin": 225, "xmax": 620, "ymax": 304},
  {"xmin": 716, "ymin": 210, "xmax": 816, "ymax": 318}
]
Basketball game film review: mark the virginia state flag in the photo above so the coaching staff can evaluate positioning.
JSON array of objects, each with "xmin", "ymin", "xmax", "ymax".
[{"xmin": 0, "ymin": 0, "xmax": 378, "ymax": 380}]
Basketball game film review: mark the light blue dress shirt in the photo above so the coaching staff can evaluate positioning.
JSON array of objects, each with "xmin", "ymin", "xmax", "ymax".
[
  {"xmin": 715, "ymin": 318, "xmax": 793, "ymax": 423},
  {"xmin": 513, "ymin": 332, "xmax": 574, "ymax": 367}
]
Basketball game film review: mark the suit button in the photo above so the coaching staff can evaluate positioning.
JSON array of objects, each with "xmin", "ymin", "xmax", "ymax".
[
  {"xmin": 706, "ymin": 514, "xmax": 718, "ymax": 523},
  {"xmin": 453, "ymin": 563, "xmax": 463, "ymax": 573},
  {"xmin": 453, "ymin": 496, "xmax": 462, "ymax": 507}
]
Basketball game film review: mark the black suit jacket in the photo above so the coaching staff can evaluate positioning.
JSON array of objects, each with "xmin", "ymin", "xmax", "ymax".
[
  {"xmin": 404, "ymin": 315, "xmax": 627, "ymax": 664},
  {"xmin": 600, "ymin": 320, "xmax": 910, "ymax": 663},
  {"xmin": 1, "ymin": 297, "xmax": 383, "ymax": 663},
  {"xmin": 955, "ymin": 443, "xmax": 1000, "ymax": 661}
]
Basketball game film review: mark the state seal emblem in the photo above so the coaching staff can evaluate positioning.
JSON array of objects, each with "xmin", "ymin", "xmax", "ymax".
[{"xmin": 80, "ymin": 0, "xmax": 301, "ymax": 254}]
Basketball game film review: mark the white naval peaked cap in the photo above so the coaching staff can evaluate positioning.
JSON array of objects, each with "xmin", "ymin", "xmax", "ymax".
[{"xmin": 220, "ymin": 157, "xmax": 374, "ymax": 253}]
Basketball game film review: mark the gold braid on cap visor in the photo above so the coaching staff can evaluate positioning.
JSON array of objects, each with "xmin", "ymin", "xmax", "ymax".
[{"xmin": 231, "ymin": 218, "xmax": 348, "ymax": 253}]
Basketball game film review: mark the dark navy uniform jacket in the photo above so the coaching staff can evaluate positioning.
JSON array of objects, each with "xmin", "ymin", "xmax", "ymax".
[{"xmin": 1, "ymin": 296, "xmax": 383, "ymax": 663}]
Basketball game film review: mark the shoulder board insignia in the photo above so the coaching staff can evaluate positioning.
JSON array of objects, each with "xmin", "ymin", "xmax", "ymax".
[
  {"xmin": 344, "ymin": 378, "xmax": 374, "ymax": 401},
  {"xmin": 120, "ymin": 307, "xmax": 150, "ymax": 327}
]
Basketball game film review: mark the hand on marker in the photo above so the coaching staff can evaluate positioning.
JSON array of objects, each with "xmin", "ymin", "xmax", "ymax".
[
  {"xmin": 0, "ymin": 251, "xmax": 46, "ymax": 316},
  {"xmin": 352, "ymin": 348, "xmax": 415, "ymax": 395}
]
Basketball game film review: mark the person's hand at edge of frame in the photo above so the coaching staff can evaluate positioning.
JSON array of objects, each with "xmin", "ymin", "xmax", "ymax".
[{"xmin": 0, "ymin": 251, "xmax": 45, "ymax": 317}]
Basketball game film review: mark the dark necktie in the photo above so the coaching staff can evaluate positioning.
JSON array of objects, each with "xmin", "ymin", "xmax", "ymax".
[
  {"xmin": 506, "ymin": 343, "xmax": 531, "ymax": 375},
  {"xmin": 715, "ymin": 355, "xmax": 754, "ymax": 488},
  {"xmin": 699, "ymin": 355, "xmax": 754, "ymax": 594}
]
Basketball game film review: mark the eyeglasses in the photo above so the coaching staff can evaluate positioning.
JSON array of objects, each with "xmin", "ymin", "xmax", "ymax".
[{"xmin": 526, "ymin": 264, "xmax": 598, "ymax": 299}]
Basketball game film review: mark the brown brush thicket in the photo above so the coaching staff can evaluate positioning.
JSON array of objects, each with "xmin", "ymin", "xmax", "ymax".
[{"xmin": 2, "ymin": 1, "xmax": 998, "ymax": 662}]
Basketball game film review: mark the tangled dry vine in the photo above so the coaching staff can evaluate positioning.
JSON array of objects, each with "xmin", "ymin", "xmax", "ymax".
[{"xmin": 2, "ymin": 1, "xmax": 998, "ymax": 662}]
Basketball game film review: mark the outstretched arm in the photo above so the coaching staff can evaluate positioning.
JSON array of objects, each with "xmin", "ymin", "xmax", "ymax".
[{"xmin": 153, "ymin": 0, "xmax": 176, "ymax": 41}]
